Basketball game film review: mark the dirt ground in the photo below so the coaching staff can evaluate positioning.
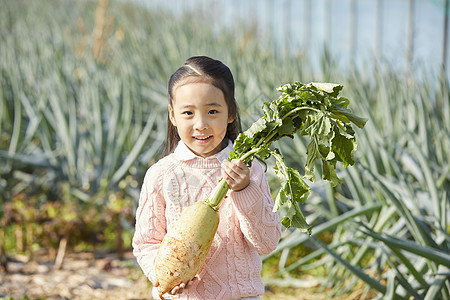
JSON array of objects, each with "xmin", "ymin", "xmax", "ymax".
[
  {"xmin": 0, "ymin": 251, "xmax": 152, "ymax": 300},
  {"xmin": 0, "ymin": 251, "xmax": 370, "ymax": 300}
]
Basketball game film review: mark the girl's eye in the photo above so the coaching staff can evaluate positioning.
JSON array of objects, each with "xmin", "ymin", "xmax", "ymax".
[
  {"xmin": 208, "ymin": 110, "xmax": 218, "ymax": 115},
  {"xmin": 182, "ymin": 111, "xmax": 193, "ymax": 116}
]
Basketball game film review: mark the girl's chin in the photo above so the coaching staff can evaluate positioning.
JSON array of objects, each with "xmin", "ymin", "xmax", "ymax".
[{"xmin": 189, "ymin": 143, "xmax": 222, "ymax": 157}]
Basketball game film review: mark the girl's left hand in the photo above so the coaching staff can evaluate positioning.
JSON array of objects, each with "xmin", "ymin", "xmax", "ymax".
[{"xmin": 221, "ymin": 159, "xmax": 250, "ymax": 191}]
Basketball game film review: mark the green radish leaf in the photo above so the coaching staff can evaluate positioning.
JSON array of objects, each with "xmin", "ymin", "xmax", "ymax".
[
  {"xmin": 305, "ymin": 139, "xmax": 319, "ymax": 182},
  {"xmin": 217, "ymin": 81, "xmax": 366, "ymax": 231},
  {"xmin": 281, "ymin": 202, "xmax": 311, "ymax": 233},
  {"xmin": 331, "ymin": 129, "xmax": 356, "ymax": 168}
]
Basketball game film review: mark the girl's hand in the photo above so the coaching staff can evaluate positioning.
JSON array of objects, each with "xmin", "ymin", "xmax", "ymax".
[
  {"xmin": 154, "ymin": 276, "xmax": 199, "ymax": 296},
  {"xmin": 221, "ymin": 159, "xmax": 250, "ymax": 191}
]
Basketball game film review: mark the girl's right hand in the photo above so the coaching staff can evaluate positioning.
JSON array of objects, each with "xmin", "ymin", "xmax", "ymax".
[
  {"xmin": 155, "ymin": 276, "xmax": 199, "ymax": 296},
  {"xmin": 221, "ymin": 159, "xmax": 250, "ymax": 191}
]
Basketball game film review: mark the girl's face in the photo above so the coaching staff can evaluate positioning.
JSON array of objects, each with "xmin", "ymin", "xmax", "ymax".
[{"xmin": 169, "ymin": 82, "xmax": 234, "ymax": 158}]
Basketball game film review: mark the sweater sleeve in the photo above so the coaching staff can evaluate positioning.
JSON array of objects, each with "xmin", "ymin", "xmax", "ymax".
[
  {"xmin": 132, "ymin": 165, "xmax": 167, "ymax": 284},
  {"xmin": 230, "ymin": 162, "xmax": 282, "ymax": 255}
]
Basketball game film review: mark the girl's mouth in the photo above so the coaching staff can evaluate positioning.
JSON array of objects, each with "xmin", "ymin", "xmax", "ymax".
[{"xmin": 194, "ymin": 135, "xmax": 212, "ymax": 143}]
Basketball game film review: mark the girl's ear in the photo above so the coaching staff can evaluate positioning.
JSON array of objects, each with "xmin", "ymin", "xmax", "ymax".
[
  {"xmin": 168, "ymin": 104, "xmax": 177, "ymax": 127},
  {"xmin": 228, "ymin": 114, "xmax": 235, "ymax": 124}
]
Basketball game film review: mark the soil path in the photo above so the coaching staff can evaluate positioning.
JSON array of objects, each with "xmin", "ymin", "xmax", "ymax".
[
  {"xmin": 0, "ymin": 251, "xmax": 151, "ymax": 300},
  {"xmin": 0, "ymin": 251, "xmax": 322, "ymax": 300}
]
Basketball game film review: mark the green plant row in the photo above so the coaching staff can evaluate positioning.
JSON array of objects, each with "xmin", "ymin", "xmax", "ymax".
[{"xmin": 0, "ymin": 0, "xmax": 449, "ymax": 299}]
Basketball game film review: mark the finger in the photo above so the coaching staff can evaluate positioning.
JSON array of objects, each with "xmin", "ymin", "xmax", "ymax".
[
  {"xmin": 221, "ymin": 167, "xmax": 237, "ymax": 187},
  {"xmin": 187, "ymin": 276, "xmax": 199, "ymax": 286},
  {"xmin": 232, "ymin": 159, "xmax": 249, "ymax": 170},
  {"xmin": 171, "ymin": 286, "xmax": 180, "ymax": 295},
  {"xmin": 172, "ymin": 282, "xmax": 187, "ymax": 295},
  {"xmin": 223, "ymin": 163, "xmax": 247, "ymax": 187},
  {"xmin": 221, "ymin": 162, "xmax": 234, "ymax": 180},
  {"xmin": 221, "ymin": 170, "xmax": 235, "ymax": 189},
  {"xmin": 230, "ymin": 160, "xmax": 250, "ymax": 178},
  {"xmin": 222, "ymin": 161, "xmax": 241, "ymax": 179},
  {"xmin": 231, "ymin": 159, "xmax": 247, "ymax": 169},
  {"xmin": 170, "ymin": 287, "xmax": 178, "ymax": 295},
  {"xmin": 227, "ymin": 160, "xmax": 242, "ymax": 173}
]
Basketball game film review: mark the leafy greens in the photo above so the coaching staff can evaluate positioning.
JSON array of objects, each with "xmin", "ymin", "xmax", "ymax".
[{"xmin": 205, "ymin": 81, "xmax": 367, "ymax": 234}]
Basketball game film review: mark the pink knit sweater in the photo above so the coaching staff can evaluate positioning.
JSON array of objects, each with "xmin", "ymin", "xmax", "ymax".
[{"xmin": 132, "ymin": 141, "xmax": 281, "ymax": 300}]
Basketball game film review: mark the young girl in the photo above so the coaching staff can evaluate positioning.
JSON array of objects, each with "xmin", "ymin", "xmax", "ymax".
[{"xmin": 132, "ymin": 56, "xmax": 281, "ymax": 300}]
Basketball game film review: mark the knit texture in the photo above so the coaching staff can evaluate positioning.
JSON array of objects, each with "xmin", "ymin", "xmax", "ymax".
[{"xmin": 132, "ymin": 142, "xmax": 281, "ymax": 300}]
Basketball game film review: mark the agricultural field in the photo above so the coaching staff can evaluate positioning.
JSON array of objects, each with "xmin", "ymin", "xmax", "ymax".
[{"xmin": 1, "ymin": 0, "xmax": 449, "ymax": 299}]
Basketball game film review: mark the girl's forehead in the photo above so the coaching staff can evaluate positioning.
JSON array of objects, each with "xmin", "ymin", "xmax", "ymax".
[
  {"xmin": 172, "ymin": 81, "xmax": 225, "ymax": 103},
  {"xmin": 171, "ymin": 86, "xmax": 228, "ymax": 113},
  {"xmin": 174, "ymin": 76, "xmax": 213, "ymax": 91}
]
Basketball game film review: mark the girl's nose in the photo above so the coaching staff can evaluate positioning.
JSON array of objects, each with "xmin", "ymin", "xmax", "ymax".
[{"xmin": 194, "ymin": 116, "xmax": 208, "ymax": 130}]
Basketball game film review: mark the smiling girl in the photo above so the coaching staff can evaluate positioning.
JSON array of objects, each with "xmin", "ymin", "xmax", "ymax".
[{"xmin": 132, "ymin": 56, "xmax": 281, "ymax": 300}]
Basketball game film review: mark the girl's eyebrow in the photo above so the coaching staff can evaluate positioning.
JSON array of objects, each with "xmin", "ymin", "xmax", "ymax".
[
  {"xmin": 205, "ymin": 102, "xmax": 223, "ymax": 107},
  {"xmin": 180, "ymin": 102, "xmax": 223, "ymax": 109}
]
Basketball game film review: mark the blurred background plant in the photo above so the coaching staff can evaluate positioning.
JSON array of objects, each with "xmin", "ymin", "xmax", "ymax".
[{"xmin": 0, "ymin": 0, "xmax": 449, "ymax": 299}]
